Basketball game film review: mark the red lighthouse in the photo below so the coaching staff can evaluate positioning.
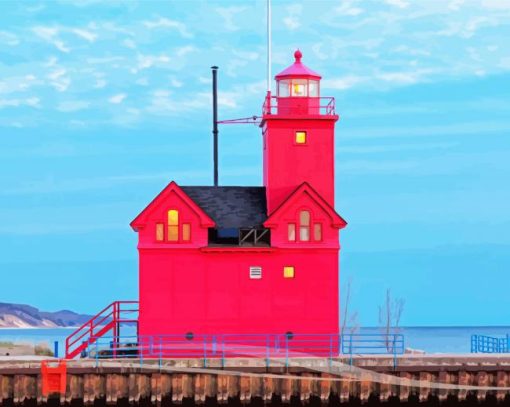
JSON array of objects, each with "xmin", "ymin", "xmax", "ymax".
[
  {"xmin": 65, "ymin": 51, "xmax": 347, "ymax": 359},
  {"xmin": 263, "ymin": 50, "xmax": 337, "ymax": 214}
]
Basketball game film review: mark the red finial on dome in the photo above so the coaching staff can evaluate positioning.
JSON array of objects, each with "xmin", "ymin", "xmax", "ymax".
[
  {"xmin": 275, "ymin": 49, "xmax": 321, "ymax": 79},
  {"xmin": 294, "ymin": 49, "xmax": 302, "ymax": 63}
]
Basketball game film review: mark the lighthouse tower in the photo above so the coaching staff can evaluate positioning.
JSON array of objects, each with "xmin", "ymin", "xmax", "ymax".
[{"xmin": 262, "ymin": 50, "xmax": 338, "ymax": 214}]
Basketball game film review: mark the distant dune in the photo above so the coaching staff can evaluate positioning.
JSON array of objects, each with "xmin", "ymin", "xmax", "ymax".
[{"xmin": 0, "ymin": 302, "xmax": 92, "ymax": 328}]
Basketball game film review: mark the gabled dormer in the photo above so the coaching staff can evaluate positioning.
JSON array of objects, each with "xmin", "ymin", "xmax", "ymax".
[
  {"xmin": 131, "ymin": 183, "xmax": 271, "ymax": 248},
  {"xmin": 130, "ymin": 181, "xmax": 215, "ymax": 249},
  {"xmin": 264, "ymin": 182, "xmax": 346, "ymax": 248}
]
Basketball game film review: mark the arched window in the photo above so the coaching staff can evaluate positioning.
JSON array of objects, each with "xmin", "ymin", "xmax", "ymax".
[
  {"xmin": 299, "ymin": 210, "xmax": 310, "ymax": 241},
  {"xmin": 167, "ymin": 209, "xmax": 179, "ymax": 242},
  {"xmin": 287, "ymin": 209, "xmax": 322, "ymax": 243}
]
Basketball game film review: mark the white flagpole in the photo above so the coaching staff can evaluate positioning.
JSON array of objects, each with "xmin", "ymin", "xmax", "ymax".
[{"xmin": 267, "ymin": 0, "xmax": 272, "ymax": 94}]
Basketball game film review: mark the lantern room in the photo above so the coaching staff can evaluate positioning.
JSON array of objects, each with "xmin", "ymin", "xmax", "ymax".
[{"xmin": 274, "ymin": 49, "xmax": 322, "ymax": 115}]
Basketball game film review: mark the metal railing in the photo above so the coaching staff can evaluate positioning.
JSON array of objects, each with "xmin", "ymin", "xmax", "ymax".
[
  {"xmin": 471, "ymin": 334, "xmax": 509, "ymax": 353},
  {"xmin": 81, "ymin": 333, "xmax": 405, "ymax": 368},
  {"xmin": 65, "ymin": 301, "xmax": 139, "ymax": 359},
  {"xmin": 342, "ymin": 333, "xmax": 405, "ymax": 368},
  {"xmin": 262, "ymin": 96, "xmax": 335, "ymax": 116}
]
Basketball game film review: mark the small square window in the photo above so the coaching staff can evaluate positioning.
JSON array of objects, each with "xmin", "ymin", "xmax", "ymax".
[
  {"xmin": 284, "ymin": 266, "xmax": 295, "ymax": 279},
  {"xmin": 295, "ymin": 131, "xmax": 307, "ymax": 144},
  {"xmin": 156, "ymin": 223, "xmax": 164, "ymax": 241},
  {"xmin": 250, "ymin": 266, "xmax": 262, "ymax": 279}
]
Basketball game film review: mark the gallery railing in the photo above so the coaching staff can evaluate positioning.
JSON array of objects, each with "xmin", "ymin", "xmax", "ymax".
[
  {"xmin": 262, "ymin": 96, "xmax": 336, "ymax": 116},
  {"xmin": 80, "ymin": 333, "xmax": 405, "ymax": 368}
]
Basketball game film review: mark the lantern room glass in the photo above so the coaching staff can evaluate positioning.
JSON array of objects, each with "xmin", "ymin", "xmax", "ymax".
[
  {"xmin": 308, "ymin": 80, "xmax": 319, "ymax": 97},
  {"xmin": 277, "ymin": 79, "xmax": 320, "ymax": 98},
  {"xmin": 278, "ymin": 80, "xmax": 290, "ymax": 97},
  {"xmin": 291, "ymin": 79, "xmax": 307, "ymax": 97}
]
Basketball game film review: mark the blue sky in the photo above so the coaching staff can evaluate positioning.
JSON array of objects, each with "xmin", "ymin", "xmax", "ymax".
[{"xmin": 1, "ymin": 0, "xmax": 509, "ymax": 326}]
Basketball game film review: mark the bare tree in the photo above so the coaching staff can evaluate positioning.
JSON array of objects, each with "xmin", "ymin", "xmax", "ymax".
[
  {"xmin": 341, "ymin": 276, "xmax": 360, "ymax": 336},
  {"xmin": 378, "ymin": 288, "xmax": 405, "ymax": 352}
]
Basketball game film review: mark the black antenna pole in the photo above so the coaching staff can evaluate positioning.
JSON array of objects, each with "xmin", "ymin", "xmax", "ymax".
[{"xmin": 212, "ymin": 66, "xmax": 219, "ymax": 187}]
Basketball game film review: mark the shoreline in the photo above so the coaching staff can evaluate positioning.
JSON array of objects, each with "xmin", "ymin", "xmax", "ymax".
[{"xmin": 0, "ymin": 326, "xmax": 79, "ymax": 330}]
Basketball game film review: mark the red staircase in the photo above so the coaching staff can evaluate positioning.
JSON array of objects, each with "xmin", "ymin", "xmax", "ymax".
[{"xmin": 65, "ymin": 301, "xmax": 139, "ymax": 359}]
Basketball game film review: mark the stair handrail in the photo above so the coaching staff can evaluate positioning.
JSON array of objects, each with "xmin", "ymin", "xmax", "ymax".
[
  {"xmin": 66, "ymin": 302, "xmax": 115, "ymax": 350},
  {"xmin": 65, "ymin": 300, "xmax": 139, "ymax": 358}
]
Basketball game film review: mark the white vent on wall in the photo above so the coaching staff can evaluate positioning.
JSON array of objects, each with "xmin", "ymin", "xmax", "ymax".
[{"xmin": 249, "ymin": 266, "xmax": 262, "ymax": 279}]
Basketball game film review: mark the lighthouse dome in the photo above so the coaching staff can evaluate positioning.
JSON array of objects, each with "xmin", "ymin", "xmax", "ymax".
[
  {"xmin": 275, "ymin": 50, "xmax": 321, "ymax": 98},
  {"xmin": 275, "ymin": 50, "xmax": 322, "ymax": 80}
]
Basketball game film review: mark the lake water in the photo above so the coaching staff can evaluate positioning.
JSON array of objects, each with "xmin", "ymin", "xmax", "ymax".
[{"xmin": 1, "ymin": 326, "xmax": 509, "ymax": 356}]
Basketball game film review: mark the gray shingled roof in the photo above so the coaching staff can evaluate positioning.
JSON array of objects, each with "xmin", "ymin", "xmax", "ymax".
[{"xmin": 181, "ymin": 186, "xmax": 267, "ymax": 229}]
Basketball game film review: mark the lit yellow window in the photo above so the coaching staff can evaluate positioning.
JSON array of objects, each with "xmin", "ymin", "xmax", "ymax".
[
  {"xmin": 156, "ymin": 223, "xmax": 164, "ymax": 241},
  {"xmin": 284, "ymin": 266, "xmax": 295, "ymax": 279},
  {"xmin": 291, "ymin": 80, "xmax": 307, "ymax": 96},
  {"xmin": 295, "ymin": 131, "xmax": 307, "ymax": 144},
  {"xmin": 167, "ymin": 209, "xmax": 179, "ymax": 242},
  {"xmin": 293, "ymin": 84, "xmax": 304, "ymax": 95},
  {"xmin": 182, "ymin": 223, "xmax": 191, "ymax": 242}
]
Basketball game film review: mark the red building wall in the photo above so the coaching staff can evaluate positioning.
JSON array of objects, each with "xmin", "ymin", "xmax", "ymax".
[
  {"xmin": 138, "ymin": 248, "xmax": 339, "ymax": 337},
  {"xmin": 133, "ymin": 181, "xmax": 344, "ymax": 339}
]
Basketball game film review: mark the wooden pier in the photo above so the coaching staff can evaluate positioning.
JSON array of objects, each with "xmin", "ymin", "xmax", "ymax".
[{"xmin": 2, "ymin": 355, "xmax": 510, "ymax": 405}]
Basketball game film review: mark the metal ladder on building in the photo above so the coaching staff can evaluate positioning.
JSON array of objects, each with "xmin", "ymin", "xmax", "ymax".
[{"xmin": 65, "ymin": 301, "xmax": 139, "ymax": 359}]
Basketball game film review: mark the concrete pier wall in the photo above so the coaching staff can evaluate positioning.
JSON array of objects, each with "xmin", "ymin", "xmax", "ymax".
[{"xmin": 1, "ymin": 355, "xmax": 510, "ymax": 405}]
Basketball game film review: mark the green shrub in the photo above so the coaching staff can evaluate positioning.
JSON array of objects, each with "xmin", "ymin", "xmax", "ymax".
[{"xmin": 34, "ymin": 343, "xmax": 54, "ymax": 356}]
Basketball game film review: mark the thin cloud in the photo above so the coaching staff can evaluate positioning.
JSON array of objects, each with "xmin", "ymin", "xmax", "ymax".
[
  {"xmin": 322, "ymin": 75, "xmax": 366, "ymax": 90},
  {"xmin": 133, "ymin": 54, "xmax": 171, "ymax": 73},
  {"xmin": 57, "ymin": 100, "xmax": 90, "ymax": 112},
  {"xmin": 94, "ymin": 78, "xmax": 107, "ymax": 89},
  {"xmin": 72, "ymin": 28, "xmax": 97, "ymax": 42},
  {"xmin": 142, "ymin": 17, "xmax": 193, "ymax": 38},
  {"xmin": 1, "ymin": 171, "xmax": 210, "ymax": 196},
  {"xmin": 170, "ymin": 78, "xmax": 183, "ymax": 88},
  {"xmin": 283, "ymin": 4, "xmax": 302, "ymax": 30},
  {"xmin": 216, "ymin": 6, "xmax": 246, "ymax": 31},
  {"xmin": 32, "ymin": 26, "xmax": 70, "ymax": 53},
  {"xmin": 48, "ymin": 68, "xmax": 71, "ymax": 92},
  {"xmin": 122, "ymin": 38, "xmax": 136, "ymax": 49},
  {"xmin": 383, "ymin": 0, "xmax": 409, "ymax": 8},
  {"xmin": 0, "ymin": 97, "xmax": 40, "ymax": 109},
  {"xmin": 482, "ymin": 0, "xmax": 510, "ymax": 9},
  {"xmin": 175, "ymin": 45, "xmax": 196, "ymax": 57},
  {"xmin": 0, "ymin": 30, "xmax": 19, "ymax": 46},
  {"xmin": 335, "ymin": 2, "xmax": 364, "ymax": 16},
  {"xmin": 0, "ymin": 75, "xmax": 39, "ymax": 94},
  {"xmin": 283, "ymin": 16, "xmax": 300, "ymax": 30},
  {"xmin": 108, "ymin": 93, "xmax": 127, "ymax": 104},
  {"xmin": 344, "ymin": 121, "xmax": 510, "ymax": 140}
]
